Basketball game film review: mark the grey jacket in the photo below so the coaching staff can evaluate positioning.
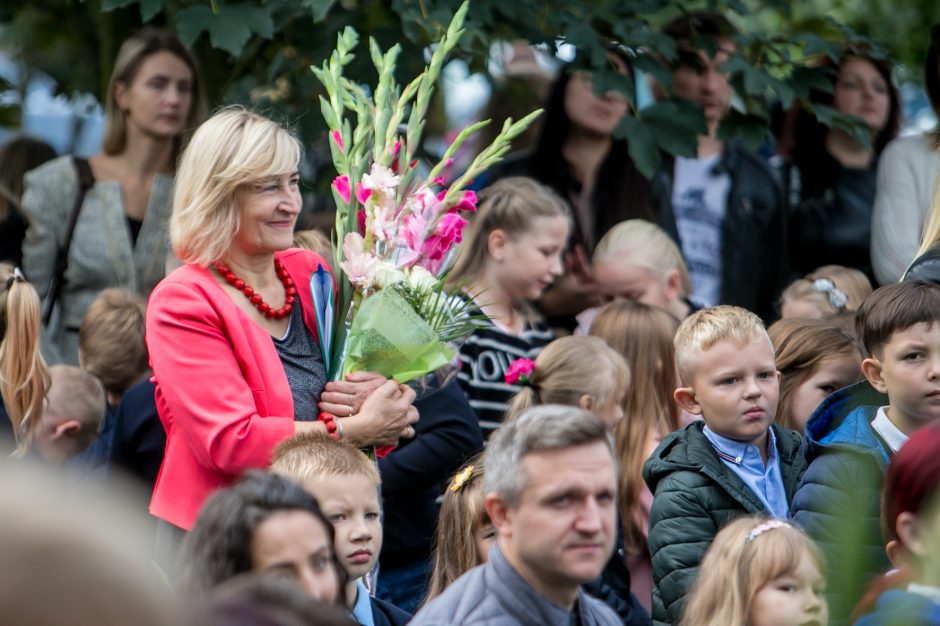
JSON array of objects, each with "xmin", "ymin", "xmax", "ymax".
[
  {"xmin": 20, "ymin": 156, "xmax": 173, "ymax": 364},
  {"xmin": 410, "ymin": 543, "xmax": 621, "ymax": 626}
]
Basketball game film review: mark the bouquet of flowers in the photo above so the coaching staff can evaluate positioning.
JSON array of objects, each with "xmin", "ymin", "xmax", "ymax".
[{"xmin": 310, "ymin": 1, "xmax": 541, "ymax": 387}]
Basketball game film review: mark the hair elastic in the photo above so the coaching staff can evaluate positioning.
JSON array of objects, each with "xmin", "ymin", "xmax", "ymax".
[
  {"xmin": 812, "ymin": 278, "xmax": 848, "ymax": 311},
  {"xmin": 4, "ymin": 267, "xmax": 25, "ymax": 290},
  {"xmin": 504, "ymin": 357, "xmax": 536, "ymax": 386},
  {"xmin": 745, "ymin": 519, "xmax": 792, "ymax": 543},
  {"xmin": 450, "ymin": 464, "xmax": 475, "ymax": 492}
]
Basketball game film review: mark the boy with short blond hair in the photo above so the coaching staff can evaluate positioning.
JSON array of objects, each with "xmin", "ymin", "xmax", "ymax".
[
  {"xmin": 271, "ymin": 432, "xmax": 410, "ymax": 626},
  {"xmin": 792, "ymin": 280, "xmax": 940, "ymax": 625},
  {"xmin": 643, "ymin": 305, "xmax": 806, "ymax": 625}
]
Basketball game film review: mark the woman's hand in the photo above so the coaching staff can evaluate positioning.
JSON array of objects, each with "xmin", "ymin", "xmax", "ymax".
[
  {"xmin": 340, "ymin": 380, "xmax": 419, "ymax": 448},
  {"xmin": 318, "ymin": 371, "xmax": 387, "ymax": 418}
]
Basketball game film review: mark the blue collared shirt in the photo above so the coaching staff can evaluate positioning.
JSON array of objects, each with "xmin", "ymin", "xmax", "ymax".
[
  {"xmin": 351, "ymin": 579, "xmax": 375, "ymax": 626},
  {"xmin": 703, "ymin": 425, "xmax": 789, "ymax": 518}
]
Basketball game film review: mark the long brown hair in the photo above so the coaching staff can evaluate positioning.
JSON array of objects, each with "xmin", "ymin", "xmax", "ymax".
[
  {"xmin": 768, "ymin": 317, "xmax": 860, "ymax": 430},
  {"xmin": 425, "ymin": 455, "xmax": 489, "ymax": 604},
  {"xmin": 590, "ymin": 300, "xmax": 680, "ymax": 553},
  {"xmin": 103, "ymin": 27, "xmax": 204, "ymax": 162},
  {"xmin": 0, "ymin": 265, "xmax": 50, "ymax": 452}
]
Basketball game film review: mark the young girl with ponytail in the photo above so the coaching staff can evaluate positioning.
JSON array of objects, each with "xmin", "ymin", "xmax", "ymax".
[
  {"xmin": 502, "ymin": 334, "xmax": 630, "ymax": 431},
  {"xmin": 0, "ymin": 263, "xmax": 50, "ymax": 452}
]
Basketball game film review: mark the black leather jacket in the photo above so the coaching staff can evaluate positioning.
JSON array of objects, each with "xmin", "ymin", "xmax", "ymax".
[{"xmin": 652, "ymin": 140, "xmax": 790, "ymax": 322}]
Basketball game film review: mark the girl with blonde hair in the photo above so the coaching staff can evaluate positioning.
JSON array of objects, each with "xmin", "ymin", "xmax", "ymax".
[
  {"xmin": 768, "ymin": 318, "xmax": 861, "ymax": 432},
  {"xmin": 578, "ymin": 219, "xmax": 696, "ymax": 333},
  {"xmin": 449, "ymin": 176, "xmax": 571, "ymax": 437},
  {"xmin": 780, "ymin": 265, "xmax": 873, "ymax": 319},
  {"xmin": 503, "ymin": 335, "xmax": 630, "ymax": 431},
  {"xmin": 588, "ymin": 299, "xmax": 681, "ymax": 612},
  {"xmin": 680, "ymin": 516, "xmax": 828, "ymax": 626},
  {"xmin": 425, "ymin": 456, "xmax": 493, "ymax": 604},
  {"xmin": 0, "ymin": 264, "xmax": 49, "ymax": 454}
]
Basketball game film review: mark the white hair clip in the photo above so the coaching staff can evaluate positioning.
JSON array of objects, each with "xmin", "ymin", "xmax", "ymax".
[
  {"xmin": 745, "ymin": 519, "xmax": 791, "ymax": 543},
  {"xmin": 812, "ymin": 278, "xmax": 848, "ymax": 311}
]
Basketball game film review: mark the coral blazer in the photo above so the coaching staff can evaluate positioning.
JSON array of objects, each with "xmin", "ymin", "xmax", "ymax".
[{"xmin": 146, "ymin": 248, "xmax": 332, "ymax": 529}]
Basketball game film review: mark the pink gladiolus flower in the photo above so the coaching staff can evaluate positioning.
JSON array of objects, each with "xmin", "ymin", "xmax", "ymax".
[
  {"xmin": 356, "ymin": 183, "xmax": 372, "ymax": 204},
  {"xmin": 421, "ymin": 213, "xmax": 467, "ymax": 263},
  {"xmin": 505, "ymin": 358, "xmax": 536, "ymax": 385},
  {"xmin": 340, "ymin": 233, "xmax": 375, "ymax": 287},
  {"xmin": 362, "ymin": 164, "xmax": 400, "ymax": 192},
  {"xmin": 453, "ymin": 190, "xmax": 477, "ymax": 212},
  {"xmin": 433, "ymin": 175, "xmax": 446, "ymax": 186},
  {"xmin": 445, "ymin": 158, "xmax": 454, "ymax": 167},
  {"xmin": 436, "ymin": 188, "xmax": 447, "ymax": 202},
  {"xmin": 357, "ymin": 209, "xmax": 366, "ymax": 236},
  {"xmin": 393, "ymin": 140, "xmax": 401, "ymax": 156},
  {"xmin": 332, "ymin": 175, "xmax": 351, "ymax": 204},
  {"xmin": 331, "ymin": 130, "xmax": 344, "ymax": 153}
]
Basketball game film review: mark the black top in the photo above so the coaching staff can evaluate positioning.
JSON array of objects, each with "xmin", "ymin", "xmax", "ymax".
[
  {"xmin": 272, "ymin": 298, "xmax": 326, "ymax": 421},
  {"xmin": 378, "ymin": 380, "xmax": 484, "ymax": 568},
  {"xmin": 126, "ymin": 216, "xmax": 143, "ymax": 246},
  {"xmin": 903, "ymin": 242, "xmax": 940, "ymax": 285},
  {"xmin": 0, "ymin": 207, "xmax": 27, "ymax": 265}
]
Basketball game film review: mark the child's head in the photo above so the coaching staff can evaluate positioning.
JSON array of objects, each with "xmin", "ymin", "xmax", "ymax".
[
  {"xmin": 674, "ymin": 306, "xmax": 779, "ymax": 443},
  {"xmin": 426, "ymin": 456, "xmax": 492, "ymax": 603},
  {"xmin": 768, "ymin": 318, "xmax": 861, "ymax": 432},
  {"xmin": 270, "ymin": 433, "xmax": 381, "ymax": 583},
  {"xmin": 856, "ymin": 281, "xmax": 940, "ymax": 432},
  {"xmin": 780, "ymin": 265, "xmax": 872, "ymax": 320},
  {"xmin": 504, "ymin": 335, "xmax": 630, "ymax": 430},
  {"xmin": 0, "ymin": 265, "xmax": 49, "ymax": 451},
  {"xmin": 680, "ymin": 517, "xmax": 827, "ymax": 626},
  {"xmin": 881, "ymin": 422, "xmax": 940, "ymax": 576},
  {"xmin": 589, "ymin": 299, "xmax": 681, "ymax": 547},
  {"xmin": 78, "ymin": 288, "xmax": 149, "ymax": 404},
  {"xmin": 34, "ymin": 365, "xmax": 106, "ymax": 464},
  {"xmin": 592, "ymin": 219, "xmax": 692, "ymax": 311},
  {"xmin": 447, "ymin": 176, "xmax": 570, "ymax": 299}
]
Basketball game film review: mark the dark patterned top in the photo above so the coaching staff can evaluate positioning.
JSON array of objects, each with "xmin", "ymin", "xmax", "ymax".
[
  {"xmin": 455, "ymin": 295, "xmax": 554, "ymax": 438},
  {"xmin": 272, "ymin": 298, "xmax": 326, "ymax": 421}
]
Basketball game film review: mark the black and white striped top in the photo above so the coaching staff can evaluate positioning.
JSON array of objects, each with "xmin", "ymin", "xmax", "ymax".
[{"xmin": 455, "ymin": 296, "xmax": 554, "ymax": 439}]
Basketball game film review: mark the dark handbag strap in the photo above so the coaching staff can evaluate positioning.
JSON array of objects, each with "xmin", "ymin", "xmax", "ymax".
[{"xmin": 43, "ymin": 156, "xmax": 95, "ymax": 325}]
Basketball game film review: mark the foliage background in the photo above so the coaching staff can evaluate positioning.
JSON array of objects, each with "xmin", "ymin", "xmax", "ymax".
[{"xmin": 0, "ymin": 0, "xmax": 938, "ymax": 183}]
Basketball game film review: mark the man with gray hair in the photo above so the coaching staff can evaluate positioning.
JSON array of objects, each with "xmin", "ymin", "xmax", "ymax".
[{"xmin": 410, "ymin": 405, "xmax": 621, "ymax": 626}]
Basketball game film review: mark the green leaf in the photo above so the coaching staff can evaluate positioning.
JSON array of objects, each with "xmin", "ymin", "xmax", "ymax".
[
  {"xmin": 100, "ymin": 0, "xmax": 137, "ymax": 10},
  {"xmin": 618, "ymin": 115, "xmax": 661, "ymax": 180},
  {"xmin": 139, "ymin": 0, "xmax": 163, "ymax": 22},
  {"xmin": 311, "ymin": 0, "xmax": 336, "ymax": 22},
  {"xmin": 718, "ymin": 111, "xmax": 772, "ymax": 151},
  {"xmin": 176, "ymin": 2, "xmax": 274, "ymax": 57},
  {"xmin": 638, "ymin": 99, "xmax": 705, "ymax": 159}
]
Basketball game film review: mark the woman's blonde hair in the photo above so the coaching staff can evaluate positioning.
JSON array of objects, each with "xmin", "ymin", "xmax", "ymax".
[
  {"xmin": 171, "ymin": 107, "xmax": 302, "ymax": 266},
  {"xmin": 781, "ymin": 265, "xmax": 873, "ymax": 317},
  {"xmin": 679, "ymin": 516, "xmax": 826, "ymax": 626},
  {"xmin": 768, "ymin": 318, "xmax": 860, "ymax": 430},
  {"xmin": 918, "ymin": 176, "xmax": 940, "ymax": 258},
  {"xmin": 503, "ymin": 335, "xmax": 630, "ymax": 422},
  {"xmin": 0, "ymin": 264, "xmax": 49, "ymax": 453},
  {"xmin": 589, "ymin": 300, "xmax": 680, "ymax": 553},
  {"xmin": 593, "ymin": 219, "xmax": 692, "ymax": 297},
  {"xmin": 446, "ymin": 176, "xmax": 571, "ymax": 287},
  {"xmin": 425, "ymin": 455, "xmax": 489, "ymax": 604},
  {"xmin": 103, "ymin": 27, "xmax": 204, "ymax": 159}
]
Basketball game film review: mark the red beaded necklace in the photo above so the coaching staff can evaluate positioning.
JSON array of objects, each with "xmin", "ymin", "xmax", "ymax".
[{"xmin": 214, "ymin": 258, "xmax": 297, "ymax": 320}]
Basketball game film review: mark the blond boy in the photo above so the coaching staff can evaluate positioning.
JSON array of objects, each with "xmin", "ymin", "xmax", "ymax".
[
  {"xmin": 642, "ymin": 305, "xmax": 806, "ymax": 625},
  {"xmin": 271, "ymin": 433, "xmax": 411, "ymax": 625}
]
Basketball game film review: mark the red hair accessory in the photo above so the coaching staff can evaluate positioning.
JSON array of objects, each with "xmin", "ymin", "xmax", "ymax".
[{"xmin": 505, "ymin": 358, "xmax": 536, "ymax": 386}]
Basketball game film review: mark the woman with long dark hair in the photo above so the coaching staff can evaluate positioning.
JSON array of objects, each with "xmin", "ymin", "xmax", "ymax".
[
  {"xmin": 492, "ymin": 51, "xmax": 654, "ymax": 324},
  {"xmin": 779, "ymin": 52, "xmax": 901, "ymax": 278}
]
